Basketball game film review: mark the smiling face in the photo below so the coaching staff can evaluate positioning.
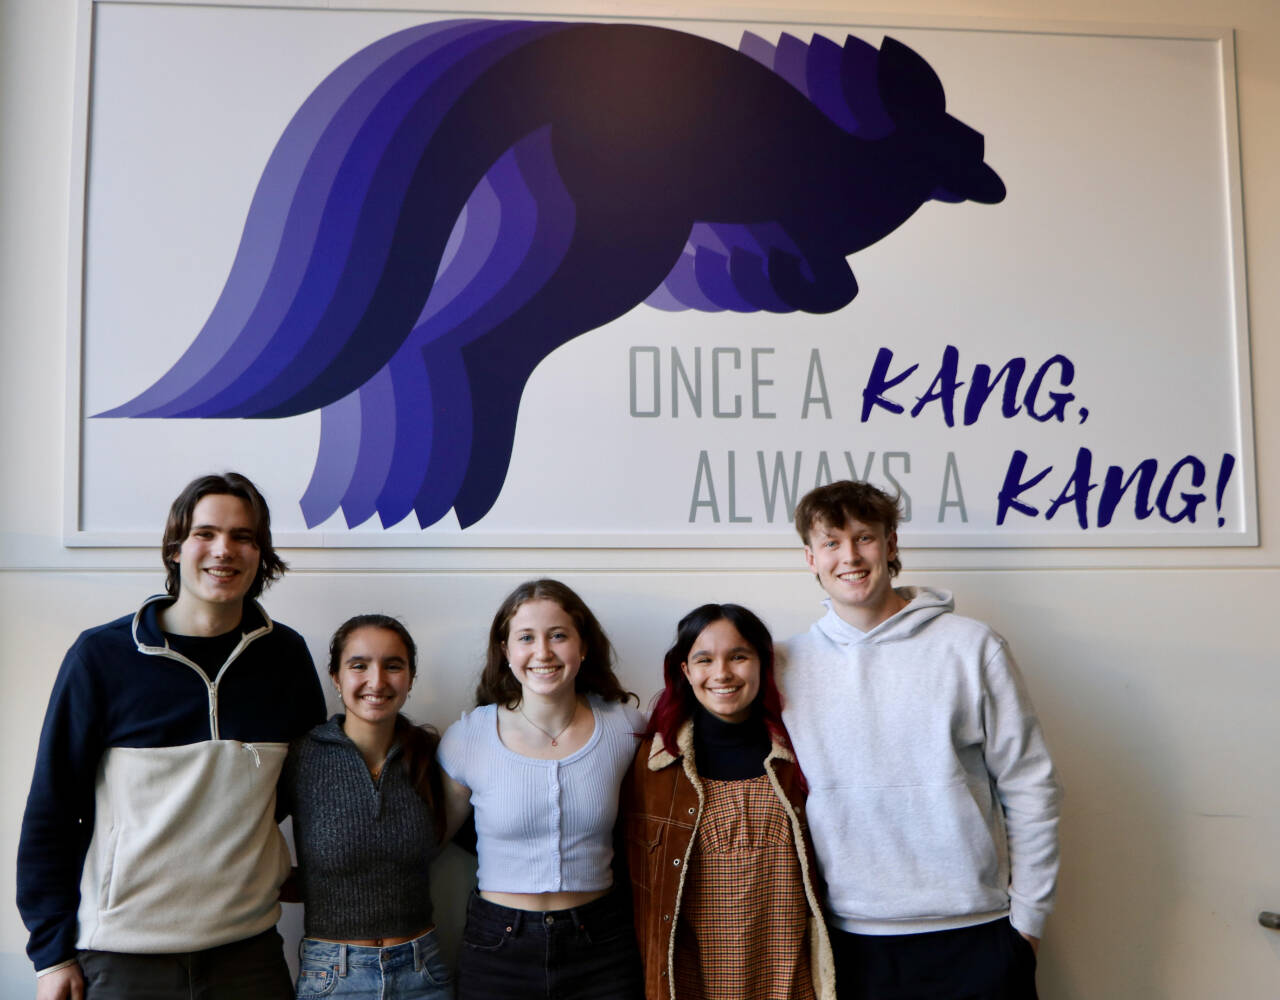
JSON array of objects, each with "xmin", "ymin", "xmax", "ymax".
[
  {"xmin": 804, "ymin": 516, "xmax": 906, "ymax": 630},
  {"xmin": 335, "ymin": 625, "xmax": 413, "ymax": 730},
  {"xmin": 171, "ymin": 494, "xmax": 260, "ymax": 620},
  {"xmin": 502, "ymin": 598, "xmax": 585, "ymax": 701},
  {"xmin": 681, "ymin": 618, "xmax": 762, "ymax": 724}
]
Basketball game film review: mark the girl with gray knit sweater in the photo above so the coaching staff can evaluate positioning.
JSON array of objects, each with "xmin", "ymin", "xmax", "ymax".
[
  {"xmin": 278, "ymin": 614, "xmax": 453, "ymax": 999},
  {"xmin": 438, "ymin": 579, "xmax": 646, "ymax": 1000}
]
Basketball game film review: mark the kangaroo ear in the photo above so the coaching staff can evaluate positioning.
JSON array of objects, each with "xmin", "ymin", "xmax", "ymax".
[
  {"xmin": 876, "ymin": 36, "xmax": 947, "ymax": 127},
  {"xmin": 836, "ymin": 34, "xmax": 894, "ymax": 138}
]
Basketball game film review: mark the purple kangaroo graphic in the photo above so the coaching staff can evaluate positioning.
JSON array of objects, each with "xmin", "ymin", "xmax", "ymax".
[{"xmin": 100, "ymin": 21, "xmax": 1005, "ymax": 529}]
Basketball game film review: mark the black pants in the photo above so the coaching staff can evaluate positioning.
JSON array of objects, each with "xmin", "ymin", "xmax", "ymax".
[
  {"xmin": 457, "ymin": 889, "xmax": 643, "ymax": 1000},
  {"xmin": 830, "ymin": 917, "xmax": 1038, "ymax": 1000},
  {"xmin": 78, "ymin": 928, "xmax": 293, "ymax": 1000}
]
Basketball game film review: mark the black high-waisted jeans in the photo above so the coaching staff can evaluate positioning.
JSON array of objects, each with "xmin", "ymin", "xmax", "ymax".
[{"xmin": 457, "ymin": 888, "xmax": 643, "ymax": 1000}]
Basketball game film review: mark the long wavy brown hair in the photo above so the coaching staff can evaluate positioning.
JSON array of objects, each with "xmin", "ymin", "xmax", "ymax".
[{"xmin": 475, "ymin": 579, "xmax": 637, "ymax": 709}]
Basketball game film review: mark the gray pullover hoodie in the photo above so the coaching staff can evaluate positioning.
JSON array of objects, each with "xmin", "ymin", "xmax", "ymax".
[{"xmin": 779, "ymin": 586, "xmax": 1061, "ymax": 937}]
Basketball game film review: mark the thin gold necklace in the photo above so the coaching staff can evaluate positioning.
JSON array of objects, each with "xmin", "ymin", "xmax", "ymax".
[{"xmin": 519, "ymin": 702, "xmax": 576, "ymax": 747}]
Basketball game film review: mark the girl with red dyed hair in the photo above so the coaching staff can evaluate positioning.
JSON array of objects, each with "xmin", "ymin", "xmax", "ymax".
[{"xmin": 623, "ymin": 604, "xmax": 836, "ymax": 1000}]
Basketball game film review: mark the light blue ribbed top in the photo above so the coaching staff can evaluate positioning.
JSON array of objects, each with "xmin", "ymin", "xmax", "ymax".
[{"xmin": 439, "ymin": 695, "xmax": 645, "ymax": 892}]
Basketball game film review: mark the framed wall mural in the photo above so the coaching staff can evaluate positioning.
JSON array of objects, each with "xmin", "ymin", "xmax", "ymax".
[{"xmin": 65, "ymin": 1, "xmax": 1256, "ymax": 548}]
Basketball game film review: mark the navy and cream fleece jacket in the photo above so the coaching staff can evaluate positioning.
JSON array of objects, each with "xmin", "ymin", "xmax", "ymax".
[{"xmin": 16, "ymin": 595, "xmax": 325, "ymax": 973}]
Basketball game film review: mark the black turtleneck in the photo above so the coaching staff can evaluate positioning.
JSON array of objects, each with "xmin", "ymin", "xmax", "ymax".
[{"xmin": 691, "ymin": 704, "xmax": 770, "ymax": 780}]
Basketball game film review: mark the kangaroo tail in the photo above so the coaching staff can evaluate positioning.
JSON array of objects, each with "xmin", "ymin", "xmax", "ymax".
[{"xmin": 97, "ymin": 19, "xmax": 568, "ymax": 422}]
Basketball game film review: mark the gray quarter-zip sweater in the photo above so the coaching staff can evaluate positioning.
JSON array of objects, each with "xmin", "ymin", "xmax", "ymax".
[{"xmin": 278, "ymin": 716, "xmax": 440, "ymax": 939}]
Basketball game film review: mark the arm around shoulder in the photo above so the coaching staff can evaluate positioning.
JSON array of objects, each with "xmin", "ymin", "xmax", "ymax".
[{"xmin": 441, "ymin": 772, "xmax": 474, "ymax": 844}]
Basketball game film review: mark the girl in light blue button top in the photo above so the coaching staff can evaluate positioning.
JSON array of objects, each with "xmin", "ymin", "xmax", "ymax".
[{"xmin": 438, "ymin": 579, "xmax": 645, "ymax": 1000}]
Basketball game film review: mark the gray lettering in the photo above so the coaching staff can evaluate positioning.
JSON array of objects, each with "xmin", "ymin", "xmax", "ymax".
[
  {"xmin": 751, "ymin": 348, "xmax": 776, "ymax": 419},
  {"xmin": 883, "ymin": 451, "xmax": 912, "ymax": 522},
  {"xmin": 844, "ymin": 451, "xmax": 875, "ymax": 481},
  {"xmin": 938, "ymin": 451, "xmax": 968, "ymax": 522},
  {"xmin": 629, "ymin": 346, "xmax": 660, "ymax": 418},
  {"xmin": 712, "ymin": 348, "xmax": 742, "ymax": 418},
  {"xmin": 689, "ymin": 450, "xmax": 720, "ymax": 522},
  {"xmin": 728, "ymin": 451, "xmax": 752, "ymax": 522},
  {"xmin": 758, "ymin": 451, "xmax": 803, "ymax": 523},
  {"xmin": 801, "ymin": 349, "xmax": 832, "ymax": 419},
  {"xmin": 814, "ymin": 450, "xmax": 833, "ymax": 488},
  {"xmin": 671, "ymin": 346, "xmax": 702, "ymax": 418}
]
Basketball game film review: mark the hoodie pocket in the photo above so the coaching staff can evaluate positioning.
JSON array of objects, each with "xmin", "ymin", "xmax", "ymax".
[{"xmin": 816, "ymin": 779, "xmax": 1006, "ymax": 921}]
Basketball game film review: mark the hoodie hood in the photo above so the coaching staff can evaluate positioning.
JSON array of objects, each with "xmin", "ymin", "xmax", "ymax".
[{"xmin": 816, "ymin": 586, "xmax": 953, "ymax": 646}]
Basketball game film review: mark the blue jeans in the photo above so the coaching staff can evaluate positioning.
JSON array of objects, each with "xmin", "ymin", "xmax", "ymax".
[
  {"xmin": 457, "ymin": 889, "xmax": 643, "ymax": 1000},
  {"xmin": 296, "ymin": 930, "xmax": 453, "ymax": 999}
]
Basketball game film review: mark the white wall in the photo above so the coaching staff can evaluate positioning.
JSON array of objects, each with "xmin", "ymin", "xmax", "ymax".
[{"xmin": 3, "ymin": 1, "xmax": 1278, "ymax": 997}]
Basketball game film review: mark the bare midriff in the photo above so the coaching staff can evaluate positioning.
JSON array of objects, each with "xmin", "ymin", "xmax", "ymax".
[
  {"xmin": 480, "ymin": 888, "xmax": 610, "ymax": 911},
  {"xmin": 310, "ymin": 925, "xmax": 435, "ymax": 947}
]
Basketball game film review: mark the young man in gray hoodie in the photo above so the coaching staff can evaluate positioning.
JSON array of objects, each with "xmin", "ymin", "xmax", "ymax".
[{"xmin": 778, "ymin": 480, "xmax": 1061, "ymax": 1000}]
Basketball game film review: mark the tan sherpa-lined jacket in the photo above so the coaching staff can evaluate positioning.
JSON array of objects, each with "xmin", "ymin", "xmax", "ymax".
[{"xmin": 621, "ymin": 719, "xmax": 836, "ymax": 1000}]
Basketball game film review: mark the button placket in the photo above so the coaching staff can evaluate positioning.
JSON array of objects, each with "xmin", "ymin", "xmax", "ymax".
[{"xmin": 549, "ymin": 760, "xmax": 563, "ymax": 889}]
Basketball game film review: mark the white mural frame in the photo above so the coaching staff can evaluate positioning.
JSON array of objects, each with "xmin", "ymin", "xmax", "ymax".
[{"xmin": 62, "ymin": 1, "xmax": 1257, "ymax": 551}]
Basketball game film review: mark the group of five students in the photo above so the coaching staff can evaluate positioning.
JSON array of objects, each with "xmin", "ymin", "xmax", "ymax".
[{"xmin": 18, "ymin": 472, "xmax": 1060, "ymax": 1000}]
